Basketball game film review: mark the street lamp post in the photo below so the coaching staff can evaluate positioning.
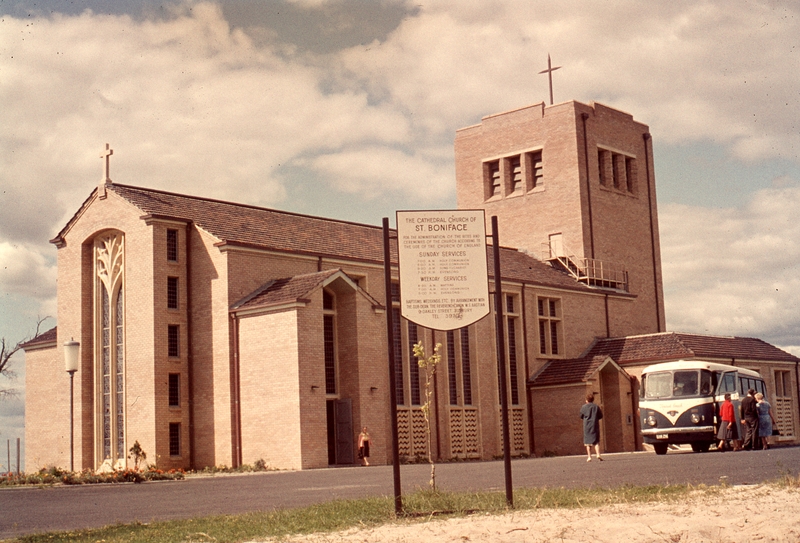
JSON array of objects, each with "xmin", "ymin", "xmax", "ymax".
[{"xmin": 64, "ymin": 339, "xmax": 80, "ymax": 472}]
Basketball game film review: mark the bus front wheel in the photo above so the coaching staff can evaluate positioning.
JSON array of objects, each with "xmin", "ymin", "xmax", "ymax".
[{"xmin": 654, "ymin": 443, "xmax": 669, "ymax": 455}]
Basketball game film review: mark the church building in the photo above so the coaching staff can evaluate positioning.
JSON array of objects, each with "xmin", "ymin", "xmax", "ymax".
[{"xmin": 23, "ymin": 100, "xmax": 800, "ymax": 472}]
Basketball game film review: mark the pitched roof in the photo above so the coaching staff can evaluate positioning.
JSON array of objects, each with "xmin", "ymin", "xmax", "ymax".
[
  {"xmin": 529, "ymin": 332, "xmax": 800, "ymax": 388},
  {"xmin": 584, "ymin": 332, "xmax": 800, "ymax": 365},
  {"xmin": 56, "ymin": 183, "xmax": 601, "ymax": 294},
  {"xmin": 108, "ymin": 184, "xmax": 387, "ymax": 262},
  {"xmin": 530, "ymin": 355, "xmax": 612, "ymax": 387},
  {"xmin": 19, "ymin": 326, "xmax": 58, "ymax": 350},
  {"xmin": 231, "ymin": 269, "xmax": 341, "ymax": 311}
]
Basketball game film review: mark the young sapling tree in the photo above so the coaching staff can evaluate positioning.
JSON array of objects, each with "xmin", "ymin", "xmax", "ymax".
[{"xmin": 413, "ymin": 341, "xmax": 441, "ymax": 490}]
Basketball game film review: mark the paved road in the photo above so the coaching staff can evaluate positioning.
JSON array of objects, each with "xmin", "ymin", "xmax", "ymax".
[{"xmin": 2, "ymin": 446, "xmax": 798, "ymax": 539}]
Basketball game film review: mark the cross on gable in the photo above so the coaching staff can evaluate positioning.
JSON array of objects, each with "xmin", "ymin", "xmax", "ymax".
[
  {"xmin": 98, "ymin": 143, "xmax": 113, "ymax": 199},
  {"xmin": 100, "ymin": 143, "xmax": 113, "ymax": 183},
  {"xmin": 538, "ymin": 54, "xmax": 561, "ymax": 106}
]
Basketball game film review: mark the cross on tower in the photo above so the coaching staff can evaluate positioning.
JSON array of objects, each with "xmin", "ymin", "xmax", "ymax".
[
  {"xmin": 538, "ymin": 54, "xmax": 561, "ymax": 106},
  {"xmin": 100, "ymin": 143, "xmax": 113, "ymax": 183}
]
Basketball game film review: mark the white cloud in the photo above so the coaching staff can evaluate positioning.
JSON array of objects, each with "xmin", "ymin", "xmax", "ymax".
[
  {"xmin": 0, "ymin": 2, "xmax": 414, "ymax": 245},
  {"xmin": 0, "ymin": 242, "xmax": 57, "ymax": 301},
  {"xmin": 661, "ymin": 182, "xmax": 800, "ymax": 346},
  {"xmin": 301, "ymin": 146, "xmax": 453, "ymax": 202},
  {"xmin": 336, "ymin": 1, "xmax": 800, "ymax": 159}
]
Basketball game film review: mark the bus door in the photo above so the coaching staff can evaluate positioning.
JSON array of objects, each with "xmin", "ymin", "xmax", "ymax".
[{"xmin": 716, "ymin": 371, "xmax": 742, "ymax": 437}]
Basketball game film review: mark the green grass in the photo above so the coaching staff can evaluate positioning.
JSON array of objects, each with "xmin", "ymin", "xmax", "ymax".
[{"xmin": 8, "ymin": 483, "xmax": 720, "ymax": 543}]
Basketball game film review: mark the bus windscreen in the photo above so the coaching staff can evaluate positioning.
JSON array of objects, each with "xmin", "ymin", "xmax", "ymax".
[{"xmin": 644, "ymin": 370, "xmax": 710, "ymax": 398}]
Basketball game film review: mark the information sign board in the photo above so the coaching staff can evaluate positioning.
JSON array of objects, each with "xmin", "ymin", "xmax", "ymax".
[{"xmin": 396, "ymin": 210, "xmax": 490, "ymax": 330}]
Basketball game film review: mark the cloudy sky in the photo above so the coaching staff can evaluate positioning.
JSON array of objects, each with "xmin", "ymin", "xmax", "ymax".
[{"xmin": 1, "ymin": 0, "xmax": 798, "ymax": 463}]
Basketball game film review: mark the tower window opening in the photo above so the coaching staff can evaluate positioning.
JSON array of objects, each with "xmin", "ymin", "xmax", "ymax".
[
  {"xmin": 486, "ymin": 160, "xmax": 501, "ymax": 198},
  {"xmin": 598, "ymin": 147, "xmax": 637, "ymax": 195},
  {"xmin": 509, "ymin": 156, "xmax": 523, "ymax": 194},
  {"xmin": 625, "ymin": 156, "xmax": 637, "ymax": 193}
]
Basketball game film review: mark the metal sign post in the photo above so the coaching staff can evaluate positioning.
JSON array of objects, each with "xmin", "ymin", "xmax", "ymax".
[
  {"xmin": 491, "ymin": 216, "xmax": 513, "ymax": 507},
  {"xmin": 382, "ymin": 218, "xmax": 403, "ymax": 515}
]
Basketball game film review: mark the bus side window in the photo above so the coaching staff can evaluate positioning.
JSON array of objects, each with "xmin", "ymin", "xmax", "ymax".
[{"xmin": 719, "ymin": 372, "xmax": 736, "ymax": 394}]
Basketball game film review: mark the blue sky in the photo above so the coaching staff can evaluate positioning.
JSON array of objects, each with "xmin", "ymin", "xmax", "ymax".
[{"xmin": 1, "ymin": 0, "xmax": 799, "ymax": 469}]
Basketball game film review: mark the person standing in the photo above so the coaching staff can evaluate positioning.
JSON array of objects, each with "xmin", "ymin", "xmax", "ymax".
[
  {"xmin": 580, "ymin": 393, "xmax": 603, "ymax": 462},
  {"xmin": 741, "ymin": 388, "xmax": 760, "ymax": 450},
  {"xmin": 357, "ymin": 427, "xmax": 371, "ymax": 466},
  {"xmin": 755, "ymin": 392, "xmax": 777, "ymax": 450},
  {"xmin": 717, "ymin": 393, "xmax": 740, "ymax": 451}
]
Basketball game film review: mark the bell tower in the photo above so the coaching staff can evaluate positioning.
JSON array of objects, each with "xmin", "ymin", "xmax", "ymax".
[{"xmin": 455, "ymin": 100, "xmax": 665, "ymax": 336}]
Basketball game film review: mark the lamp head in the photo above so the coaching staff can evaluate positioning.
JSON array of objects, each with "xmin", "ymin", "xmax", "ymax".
[{"xmin": 64, "ymin": 339, "xmax": 80, "ymax": 374}]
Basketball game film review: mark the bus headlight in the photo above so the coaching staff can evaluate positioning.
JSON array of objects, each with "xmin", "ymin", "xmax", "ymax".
[
  {"xmin": 690, "ymin": 413, "xmax": 701, "ymax": 424},
  {"xmin": 646, "ymin": 415, "xmax": 657, "ymax": 427}
]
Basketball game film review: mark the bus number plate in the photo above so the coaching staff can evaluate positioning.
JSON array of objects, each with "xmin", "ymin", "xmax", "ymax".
[{"xmin": 656, "ymin": 434, "xmax": 668, "ymax": 439}]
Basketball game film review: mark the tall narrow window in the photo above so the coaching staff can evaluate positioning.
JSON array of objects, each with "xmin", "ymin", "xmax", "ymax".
[
  {"xmin": 550, "ymin": 321, "xmax": 559, "ymax": 354},
  {"xmin": 167, "ymin": 277, "xmax": 179, "ymax": 309},
  {"xmin": 101, "ymin": 287, "xmax": 111, "ymax": 460},
  {"xmin": 537, "ymin": 296, "xmax": 562, "ymax": 356},
  {"xmin": 168, "ymin": 325, "xmax": 180, "ymax": 357},
  {"xmin": 447, "ymin": 330, "xmax": 458, "ymax": 405},
  {"xmin": 323, "ymin": 290, "xmax": 337, "ymax": 395},
  {"xmin": 408, "ymin": 323, "xmax": 421, "ymax": 405},
  {"xmin": 115, "ymin": 291, "xmax": 124, "ymax": 460},
  {"xmin": 486, "ymin": 160, "xmax": 501, "ymax": 198},
  {"xmin": 166, "ymin": 229, "xmax": 178, "ymax": 262},
  {"xmin": 506, "ymin": 295, "xmax": 519, "ymax": 405},
  {"xmin": 168, "ymin": 374, "xmax": 180, "ymax": 407},
  {"xmin": 391, "ymin": 283, "xmax": 405, "ymax": 405},
  {"xmin": 169, "ymin": 423, "xmax": 181, "ymax": 456},
  {"xmin": 527, "ymin": 150, "xmax": 543, "ymax": 189},
  {"xmin": 598, "ymin": 149, "xmax": 609, "ymax": 186},
  {"xmin": 538, "ymin": 320, "xmax": 547, "ymax": 354},
  {"xmin": 507, "ymin": 320, "xmax": 519, "ymax": 403},
  {"xmin": 460, "ymin": 327, "xmax": 472, "ymax": 405},
  {"xmin": 392, "ymin": 307, "xmax": 404, "ymax": 405},
  {"xmin": 625, "ymin": 156, "xmax": 636, "ymax": 193},
  {"xmin": 612, "ymin": 153, "xmax": 623, "ymax": 189},
  {"xmin": 95, "ymin": 232, "xmax": 125, "ymax": 468},
  {"xmin": 509, "ymin": 155, "xmax": 523, "ymax": 194}
]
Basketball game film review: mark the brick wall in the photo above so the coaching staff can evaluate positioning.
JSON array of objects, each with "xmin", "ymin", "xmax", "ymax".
[
  {"xmin": 455, "ymin": 100, "xmax": 665, "ymax": 338},
  {"xmin": 23, "ymin": 345, "xmax": 65, "ymax": 469},
  {"xmin": 238, "ymin": 309, "xmax": 302, "ymax": 469}
]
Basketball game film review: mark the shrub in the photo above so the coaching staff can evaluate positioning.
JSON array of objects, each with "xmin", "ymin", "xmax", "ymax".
[{"xmin": 1, "ymin": 467, "xmax": 185, "ymax": 487}]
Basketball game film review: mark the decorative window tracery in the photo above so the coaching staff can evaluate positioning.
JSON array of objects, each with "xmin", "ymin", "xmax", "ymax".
[{"xmin": 95, "ymin": 233, "xmax": 125, "ymax": 469}]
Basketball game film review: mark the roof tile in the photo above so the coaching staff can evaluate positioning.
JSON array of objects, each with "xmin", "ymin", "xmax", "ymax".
[
  {"xmin": 102, "ymin": 184, "xmax": 595, "ymax": 292},
  {"xmin": 232, "ymin": 269, "xmax": 341, "ymax": 311},
  {"xmin": 530, "ymin": 332, "xmax": 799, "ymax": 387}
]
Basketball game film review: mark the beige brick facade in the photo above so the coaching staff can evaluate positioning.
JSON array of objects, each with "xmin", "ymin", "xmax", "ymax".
[{"xmin": 23, "ymin": 100, "xmax": 798, "ymax": 472}]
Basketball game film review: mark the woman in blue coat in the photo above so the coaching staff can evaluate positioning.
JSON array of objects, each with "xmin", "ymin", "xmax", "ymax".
[
  {"xmin": 580, "ymin": 393, "xmax": 603, "ymax": 462},
  {"xmin": 755, "ymin": 392, "xmax": 777, "ymax": 450}
]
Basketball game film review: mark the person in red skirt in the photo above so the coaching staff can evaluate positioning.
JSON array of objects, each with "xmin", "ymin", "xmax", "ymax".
[{"xmin": 717, "ymin": 393, "xmax": 740, "ymax": 451}]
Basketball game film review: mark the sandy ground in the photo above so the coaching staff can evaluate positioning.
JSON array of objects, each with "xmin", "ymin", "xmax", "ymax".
[{"xmin": 255, "ymin": 485, "xmax": 800, "ymax": 543}]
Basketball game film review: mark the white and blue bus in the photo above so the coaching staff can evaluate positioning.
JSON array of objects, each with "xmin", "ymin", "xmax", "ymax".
[{"xmin": 639, "ymin": 360, "xmax": 766, "ymax": 455}]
